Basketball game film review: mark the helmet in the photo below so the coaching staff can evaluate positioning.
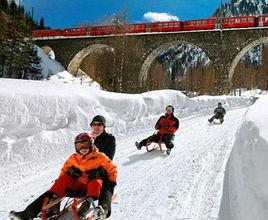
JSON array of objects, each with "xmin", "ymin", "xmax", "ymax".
[
  {"xmin": 218, "ymin": 102, "xmax": 222, "ymax": 107},
  {"xmin": 90, "ymin": 115, "xmax": 106, "ymax": 126},
  {"xmin": 74, "ymin": 132, "xmax": 93, "ymax": 144}
]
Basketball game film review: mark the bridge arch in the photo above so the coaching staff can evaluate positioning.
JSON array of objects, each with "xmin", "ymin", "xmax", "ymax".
[
  {"xmin": 139, "ymin": 41, "xmax": 211, "ymax": 87},
  {"xmin": 41, "ymin": 46, "xmax": 55, "ymax": 59},
  {"xmin": 229, "ymin": 37, "xmax": 268, "ymax": 86},
  {"xmin": 67, "ymin": 44, "xmax": 115, "ymax": 76}
]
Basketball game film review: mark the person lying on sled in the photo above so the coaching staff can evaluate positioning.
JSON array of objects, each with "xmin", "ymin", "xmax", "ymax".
[
  {"xmin": 10, "ymin": 132, "xmax": 117, "ymax": 220},
  {"xmin": 135, "ymin": 105, "xmax": 179, "ymax": 155}
]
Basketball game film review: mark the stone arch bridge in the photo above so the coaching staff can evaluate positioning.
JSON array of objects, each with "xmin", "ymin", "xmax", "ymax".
[{"xmin": 35, "ymin": 28, "xmax": 268, "ymax": 94}]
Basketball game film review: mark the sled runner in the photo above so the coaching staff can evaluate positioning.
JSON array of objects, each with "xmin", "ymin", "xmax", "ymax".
[
  {"xmin": 39, "ymin": 194, "xmax": 117, "ymax": 220},
  {"xmin": 145, "ymin": 131, "xmax": 165, "ymax": 153}
]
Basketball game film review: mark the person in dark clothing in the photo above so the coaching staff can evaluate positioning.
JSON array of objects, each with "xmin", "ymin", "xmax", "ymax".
[
  {"xmin": 89, "ymin": 115, "xmax": 116, "ymax": 218},
  {"xmin": 208, "ymin": 102, "xmax": 226, "ymax": 124},
  {"xmin": 135, "ymin": 105, "xmax": 179, "ymax": 155},
  {"xmin": 9, "ymin": 132, "xmax": 117, "ymax": 220},
  {"xmin": 90, "ymin": 115, "xmax": 116, "ymax": 160}
]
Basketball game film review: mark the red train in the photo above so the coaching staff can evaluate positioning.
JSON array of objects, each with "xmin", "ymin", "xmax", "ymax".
[{"xmin": 32, "ymin": 15, "xmax": 268, "ymax": 38}]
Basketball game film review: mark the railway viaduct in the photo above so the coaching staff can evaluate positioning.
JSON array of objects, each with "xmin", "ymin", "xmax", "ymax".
[{"xmin": 35, "ymin": 28, "xmax": 268, "ymax": 94}]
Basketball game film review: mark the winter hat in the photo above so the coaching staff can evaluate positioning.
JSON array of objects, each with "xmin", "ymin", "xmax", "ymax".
[
  {"xmin": 90, "ymin": 115, "xmax": 106, "ymax": 126},
  {"xmin": 74, "ymin": 132, "xmax": 94, "ymax": 153},
  {"xmin": 74, "ymin": 132, "xmax": 93, "ymax": 144}
]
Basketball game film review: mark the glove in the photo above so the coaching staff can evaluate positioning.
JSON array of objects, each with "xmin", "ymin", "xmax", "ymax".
[
  {"xmin": 66, "ymin": 166, "xmax": 82, "ymax": 179},
  {"xmin": 86, "ymin": 166, "xmax": 106, "ymax": 181}
]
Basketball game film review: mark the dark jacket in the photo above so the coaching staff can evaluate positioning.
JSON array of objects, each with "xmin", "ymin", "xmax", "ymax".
[
  {"xmin": 155, "ymin": 113, "xmax": 179, "ymax": 134},
  {"xmin": 94, "ymin": 131, "xmax": 116, "ymax": 160},
  {"xmin": 214, "ymin": 107, "xmax": 226, "ymax": 115}
]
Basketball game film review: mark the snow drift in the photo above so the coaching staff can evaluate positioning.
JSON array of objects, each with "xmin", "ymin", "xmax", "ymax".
[{"xmin": 219, "ymin": 95, "xmax": 268, "ymax": 220}]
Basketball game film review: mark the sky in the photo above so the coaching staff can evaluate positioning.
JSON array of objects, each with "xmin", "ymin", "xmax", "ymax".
[
  {"xmin": 1, "ymin": 49, "xmax": 268, "ymax": 219},
  {"xmin": 20, "ymin": 0, "xmax": 223, "ymax": 28}
]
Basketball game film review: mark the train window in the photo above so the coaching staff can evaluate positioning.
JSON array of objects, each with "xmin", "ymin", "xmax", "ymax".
[
  {"xmin": 242, "ymin": 18, "xmax": 247, "ymax": 22},
  {"xmin": 197, "ymin": 21, "xmax": 201, "ymax": 25},
  {"xmin": 203, "ymin": 20, "xmax": 207, "ymax": 25},
  {"xmin": 235, "ymin": 18, "xmax": 240, "ymax": 23}
]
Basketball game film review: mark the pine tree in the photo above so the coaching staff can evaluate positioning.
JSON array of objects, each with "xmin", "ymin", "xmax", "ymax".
[
  {"xmin": 39, "ymin": 17, "xmax": 45, "ymax": 29},
  {"xmin": 24, "ymin": 44, "xmax": 42, "ymax": 80},
  {"xmin": 0, "ymin": 0, "xmax": 8, "ymax": 11}
]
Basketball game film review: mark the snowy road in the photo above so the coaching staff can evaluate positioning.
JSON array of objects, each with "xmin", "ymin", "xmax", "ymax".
[
  {"xmin": 112, "ymin": 107, "xmax": 247, "ymax": 220},
  {"xmin": 0, "ymin": 107, "xmax": 248, "ymax": 220}
]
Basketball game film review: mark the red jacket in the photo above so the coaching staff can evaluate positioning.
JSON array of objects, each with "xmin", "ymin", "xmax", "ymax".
[{"xmin": 155, "ymin": 113, "xmax": 179, "ymax": 134}]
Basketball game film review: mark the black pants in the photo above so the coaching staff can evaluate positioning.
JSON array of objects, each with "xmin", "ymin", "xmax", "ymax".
[
  {"xmin": 209, "ymin": 113, "xmax": 224, "ymax": 122},
  {"xmin": 22, "ymin": 191, "xmax": 56, "ymax": 218},
  {"xmin": 139, "ymin": 133, "xmax": 175, "ymax": 149},
  {"xmin": 98, "ymin": 181, "xmax": 113, "ymax": 217}
]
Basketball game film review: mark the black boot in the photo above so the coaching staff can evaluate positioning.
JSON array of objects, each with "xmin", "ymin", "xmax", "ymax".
[
  {"xmin": 93, "ymin": 205, "xmax": 108, "ymax": 220},
  {"xmin": 135, "ymin": 141, "xmax": 141, "ymax": 150},
  {"xmin": 16, "ymin": 191, "xmax": 59, "ymax": 219},
  {"xmin": 166, "ymin": 148, "xmax": 171, "ymax": 155},
  {"xmin": 9, "ymin": 210, "xmax": 33, "ymax": 220}
]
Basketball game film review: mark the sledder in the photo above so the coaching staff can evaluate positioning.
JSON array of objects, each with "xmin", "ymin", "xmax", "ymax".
[
  {"xmin": 135, "ymin": 105, "xmax": 179, "ymax": 155},
  {"xmin": 9, "ymin": 132, "xmax": 117, "ymax": 220},
  {"xmin": 208, "ymin": 102, "xmax": 226, "ymax": 124}
]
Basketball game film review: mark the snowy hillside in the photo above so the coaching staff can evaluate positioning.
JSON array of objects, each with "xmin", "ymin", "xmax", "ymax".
[
  {"xmin": 213, "ymin": 0, "xmax": 268, "ymax": 17},
  {"xmin": 162, "ymin": 0, "xmax": 268, "ymax": 83},
  {"xmin": 1, "ymin": 78, "xmax": 267, "ymax": 220}
]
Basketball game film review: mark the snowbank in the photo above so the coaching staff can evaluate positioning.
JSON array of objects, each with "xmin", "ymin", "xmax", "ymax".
[
  {"xmin": 0, "ymin": 78, "xmax": 254, "ymax": 191},
  {"xmin": 219, "ymin": 95, "xmax": 268, "ymax": 220}
]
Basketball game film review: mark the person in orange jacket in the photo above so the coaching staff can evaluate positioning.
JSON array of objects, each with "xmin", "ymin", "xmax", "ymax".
[
  {"xmin": 9, "ymin": 132, "xmax": 117, "ymax": 220},
  {"xmin": 135, "ymin": 105, "xmax": 179, "ymax": 155}
]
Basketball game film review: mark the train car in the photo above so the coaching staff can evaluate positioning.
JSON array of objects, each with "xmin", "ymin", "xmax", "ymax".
[
  {"xmin": 124, "ymin": 23, "xmax": 149, "ymax": 33},
  {"xmin": 221, "ymin": 16, "xmax": 256, "ymax": 29},
  {"xmin": 183, "ymin": 18, "xmax": 216, "ymax": 31},
  {"xmin": 257, "ymin": 15, "xmax": 268, "ymax": 27},
  {"xmin": 62, "ymin": 27, "xmax": 87, "ymax": 37},
  {"xmin": 150, "ymin": 21, "xmax": 183, "ymax": 32},
  {"xmin": 90, "ymin": 25, "xmax": 118, "ymax": 36},
  {"xmin": 32, "ymin": 29, "xmax": 63, "ymax": 38}
]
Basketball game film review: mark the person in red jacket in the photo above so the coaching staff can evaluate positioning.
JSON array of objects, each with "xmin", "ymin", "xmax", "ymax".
[
  {"xmin": 9, "ymin": 132, "xmax": 117, "ymax": 220},
  {"xmin": 135, "ymin": 105, "xmax": 179, "ymax": 155}
]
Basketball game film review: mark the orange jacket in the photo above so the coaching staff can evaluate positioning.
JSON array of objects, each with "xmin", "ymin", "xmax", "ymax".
[{"xmin": 60, "ymin": 151, "xmax": 117, "ymax": 185}]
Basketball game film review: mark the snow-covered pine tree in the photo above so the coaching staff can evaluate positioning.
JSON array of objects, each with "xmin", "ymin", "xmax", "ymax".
[{"xmin": 24, "ymin": 44, "xmax": 42, "ymax": 80}]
